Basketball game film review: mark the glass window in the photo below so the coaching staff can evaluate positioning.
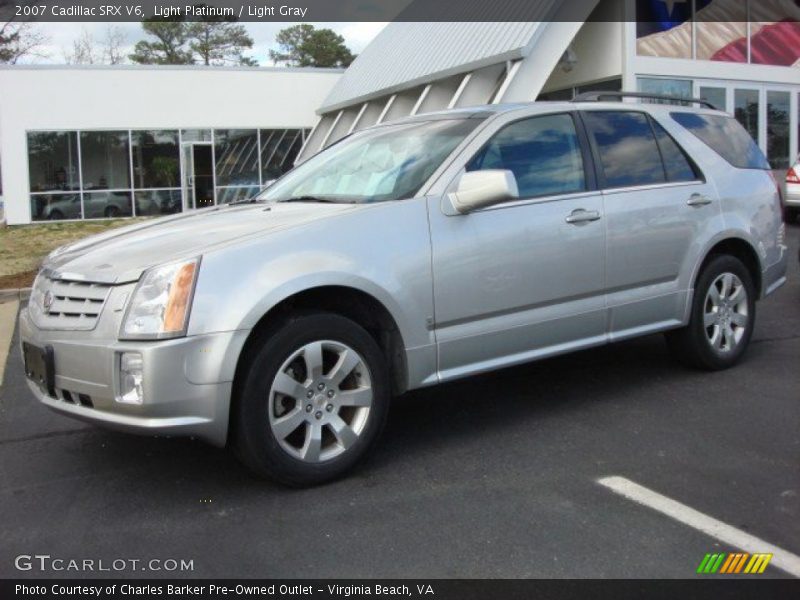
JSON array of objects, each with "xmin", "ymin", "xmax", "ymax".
[
  {"xmin": 635, "ymin": 0, "xmax": 693, "ymax": 59},
  {"xmin": 181, "ymin": 129, "xmax": 212, "ymax": 143},
  {"xmin": 131, "ymin": 130, "xmax": 180, "ymax": 189},
  {"xmin": 259, "ymin": 118, "xmax": 481, "ymax": 204},
  {"xmin": 699, "ymin": 87, "xmax": 727, "ymax": 112},
  {"xmin": 80, "ymin": 131, "xmax": 130, "ymax": 190},
  {"xmin": 466, "ymin": 113, "xmax": 586, "ymax": 198},
  {"xmin": 637, "ymin": 78, "xmax": 693, "ymax": 104},
  {"xmin": 650, "ymin": 119, "xmax": 699, "ymax": 182},
  {"xmin": 27, "ymin": 131, "xmax": 80, "ymax": 192},
  {"xmin": 134, "ymin": 189, "xmax": 182, "ymax": 216},
  {"xmin": 260, "ymin": 129, "xmax": 305, "ymax": 181},
  {"xmin": 767, "ymin": 91, "xmax": 790, "ymax": 170},
  {"xmin": 671, "ymin": 112, "xmax": 770, "ymax": 170},
  {"xmin": 734, "ymin": 89, "xmax": 759, "ymax": 144},
  {"xmin": 30, "ymin": 193, "xmax": 81, "ymax": 221},
  {"xmin": 214, "ymin": 129, "xmax": 259, "ymax": 187},
  {"xmin": 215, "ymin": 186, "xmax": 260, "ymax": 205},
  {"xmin": 750, "ymin": 23, "xmax": 800, "ymax": 65},
  {"xmin": 82, "ymin": 191, "xmax": 132, "ymax": 219},
  {"xmin": 583, "ymin": 111, "xmax": 666, "ymax": 188},
  {"xmin": 696, "ymin": 18, "xmax": 747, "ymax": 62}
]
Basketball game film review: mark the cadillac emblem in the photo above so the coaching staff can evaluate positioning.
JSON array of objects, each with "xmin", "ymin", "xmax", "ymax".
[{"xmin": 42, "ymin": 290, "xmax": 54, "ymax": 313}]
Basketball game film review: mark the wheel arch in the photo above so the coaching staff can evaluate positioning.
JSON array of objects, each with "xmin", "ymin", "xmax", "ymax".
[
  {"xmin": 691, "ymin": 235, "xmax": 763, "ymax": 300},
  {"xmin": 229, "ymin": 285, "xmax": 409, "ymax": 442}
]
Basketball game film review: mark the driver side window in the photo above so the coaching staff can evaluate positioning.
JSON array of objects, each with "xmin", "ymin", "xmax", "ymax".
[{"xmin": 466, "ymin": 113, "xmax": 587, "ymax": 199}]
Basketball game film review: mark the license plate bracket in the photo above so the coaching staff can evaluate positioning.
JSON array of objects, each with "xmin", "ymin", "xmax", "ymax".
[{"xmin": 23, "ymin": 342, "xmax": 56, "ymax": 397}]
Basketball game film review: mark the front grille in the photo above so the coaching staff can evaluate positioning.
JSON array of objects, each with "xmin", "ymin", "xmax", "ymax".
[{"xmin": 29, "ymin": 275, "xmax": 112, "ymax": 331}]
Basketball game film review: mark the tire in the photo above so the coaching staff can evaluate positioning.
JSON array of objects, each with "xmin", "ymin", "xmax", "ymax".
[
  {"xmin": 784, "ymin": 206, "xmax": 799, "ymax": 224},
  {"xmin": 233, "ymin": 312, "xmax": 390, "ymax": 486},
  {"xmin": 48, "ymin": 210, "xmax": 64, "ymax": 221},
  {"xmin": 104, "ymin": 205, "xmax": 120, "ymax": 218},
  {"xmin": 665, "ymin": 255, "xmax": 756, "ymax": 370}
]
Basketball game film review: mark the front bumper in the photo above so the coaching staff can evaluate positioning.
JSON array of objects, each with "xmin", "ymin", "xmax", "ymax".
[{"xmin": 18, "ymin": 301, "xmax": 248, "ymax": 447}]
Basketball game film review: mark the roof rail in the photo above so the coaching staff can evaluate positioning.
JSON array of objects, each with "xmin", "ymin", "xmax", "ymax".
[{"xmin": 572, "ymin": 91, "xmax": 718, "ymax": 110}]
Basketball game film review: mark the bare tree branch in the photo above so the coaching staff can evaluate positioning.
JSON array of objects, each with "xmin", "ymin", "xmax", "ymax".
[{"xmin": 101, "ymin": 25, "xmax": 127, "ymax": 65}]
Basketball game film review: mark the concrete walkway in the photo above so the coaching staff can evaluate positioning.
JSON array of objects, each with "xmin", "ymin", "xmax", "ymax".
[{"xmin": 0, "ymin": 299, "xmax": 18, "ymax": 387}]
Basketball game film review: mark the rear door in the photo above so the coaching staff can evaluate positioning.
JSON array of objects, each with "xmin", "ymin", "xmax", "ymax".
[{"xmin": 581, "ymin": 109, "xmax": 719, "ymax": 339}]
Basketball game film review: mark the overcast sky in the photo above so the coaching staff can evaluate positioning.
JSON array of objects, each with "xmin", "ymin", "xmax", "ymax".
[{"xmin": 22, "ymin": 22, "xmax": 387, "ymax": 65}]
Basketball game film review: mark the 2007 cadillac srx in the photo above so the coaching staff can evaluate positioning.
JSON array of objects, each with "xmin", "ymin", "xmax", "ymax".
[{"xmin": 20, "ymin": 95, "xmax": 788, "ymax": 485}]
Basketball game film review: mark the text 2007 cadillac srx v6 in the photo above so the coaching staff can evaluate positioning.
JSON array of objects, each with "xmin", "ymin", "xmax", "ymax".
[{"xmin": 20, "ymin": 97, "xmax": 787, "ymax": 485}]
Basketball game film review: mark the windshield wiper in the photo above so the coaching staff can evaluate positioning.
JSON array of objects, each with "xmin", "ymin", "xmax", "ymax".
[
  {"xmin": 281, "ymin": 196, "xmax": 356, "ymax": 204},
  {"xmin": 228, "ymin": 197, "xmax": 266, "ymax": 205}
]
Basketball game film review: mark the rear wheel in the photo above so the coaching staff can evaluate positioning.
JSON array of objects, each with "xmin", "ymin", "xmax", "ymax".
[
  {"xmin": 784, "ymin": 206, "xmax": 799, "ymax": 224},
  {"xmin": 665, "ymin": 255, "xmax": 755, "ymax": 370},
  {"xmin": 233, "ymin": 312, "xmax": 390, "ymax": 486}
]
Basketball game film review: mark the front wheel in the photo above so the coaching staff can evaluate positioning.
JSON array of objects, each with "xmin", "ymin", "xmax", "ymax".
[
  {"xmin": 665, "ymin": 255, "xmax": 756, "ymax": 370},
  {"xmin": 233, "ymin": 313, "xmax": 390, "ymax": 486}
]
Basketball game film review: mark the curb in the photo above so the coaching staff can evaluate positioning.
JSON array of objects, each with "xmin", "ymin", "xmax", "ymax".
[{"xmin": 0, "ymin": 288, "xmax": 31, "ymax": 303}]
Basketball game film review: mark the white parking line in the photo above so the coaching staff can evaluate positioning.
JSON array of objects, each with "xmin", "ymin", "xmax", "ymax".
[{"xmin": 598, "ymin": 475, "xmax": 800, "ymax": 578}]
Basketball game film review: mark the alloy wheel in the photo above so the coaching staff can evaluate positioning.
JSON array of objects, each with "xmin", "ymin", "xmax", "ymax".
[
  {"xmin": 703, "ymin": 272, "xmax": 749, "ymax": 353},
  {"xmin": 268, "ymin": 340, "xmax": 373, "ymax": 463}
]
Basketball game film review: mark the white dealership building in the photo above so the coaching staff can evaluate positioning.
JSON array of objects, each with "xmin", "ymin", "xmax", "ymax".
[
  {"xmin": 298, "ymin": 0, "xmax": 800, "ymax": 177},
  {"xmin": 0, "ymin": 65, "xmax": 341, "ymax": 224},
  {"xmin": 1, "ymin": 0, "xmax": 798, "ymax": 225}
]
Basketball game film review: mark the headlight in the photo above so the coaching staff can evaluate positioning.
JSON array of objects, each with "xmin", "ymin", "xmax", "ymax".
[{"xmin": 120, "ymin": 257, "xmax": 200, "ymax": 340}]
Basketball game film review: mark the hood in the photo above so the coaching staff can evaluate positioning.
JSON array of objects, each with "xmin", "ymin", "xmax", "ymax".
[{"xmin": 43, "ymin": 202, "xmax": 359, "ymax": 284}]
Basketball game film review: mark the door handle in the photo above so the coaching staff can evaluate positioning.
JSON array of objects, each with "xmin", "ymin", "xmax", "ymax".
[
  {"xmin": 687, "ymin": 193, "xmax": 712, "ymax": 207},
  {"xmin": 565, "ymin": 209, "xmax": 601, "ymax": 224}
]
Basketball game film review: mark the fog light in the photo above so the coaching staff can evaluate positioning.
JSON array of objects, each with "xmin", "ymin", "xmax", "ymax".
[{"xmin": 118, "ymin": 352, "xmax": 144, "ymax": 404}]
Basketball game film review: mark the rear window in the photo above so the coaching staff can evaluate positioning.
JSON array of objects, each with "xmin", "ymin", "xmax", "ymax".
[
  {"xmin": 650, "ymin": 119, "xmax": 700, "ymax": 183},
  {"xmin": 670, "ymin": 112, "xmax": 770, "ymax": 170}
]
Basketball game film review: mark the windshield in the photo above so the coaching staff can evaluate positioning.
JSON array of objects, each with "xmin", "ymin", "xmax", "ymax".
[{"xmin": 257, "ymin": 118, "xmax": 481, "ymax": 204}]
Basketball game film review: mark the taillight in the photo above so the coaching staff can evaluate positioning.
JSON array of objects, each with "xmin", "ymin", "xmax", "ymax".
[{"xmin": 787, "ymin": 167, "xmax": 800, "ymax": 183}]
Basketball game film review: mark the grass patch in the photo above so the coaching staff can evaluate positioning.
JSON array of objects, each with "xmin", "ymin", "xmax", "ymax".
[{"xmin": 0, "ymin": 219, "xmax": 150, "ymax": 287}]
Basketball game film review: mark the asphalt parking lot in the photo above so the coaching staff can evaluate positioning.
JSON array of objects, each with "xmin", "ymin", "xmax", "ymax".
[{"xmin": 1, "ymin": 225, "xmax": 798, "ymax": 580}]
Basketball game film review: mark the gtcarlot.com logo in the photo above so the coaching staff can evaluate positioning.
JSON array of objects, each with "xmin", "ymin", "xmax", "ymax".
[
  {"xmin": 697, "ymin": 552, "xmax": 772, "ymax": 574},
  {"xmin": 15, "ymin": 554, "xmax": 194, "ymax": 572}
]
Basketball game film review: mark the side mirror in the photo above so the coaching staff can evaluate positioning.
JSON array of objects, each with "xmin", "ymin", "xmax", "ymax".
[{"xmin": 449, "ymin": 170, "xmax": 519, "ymax": 214}]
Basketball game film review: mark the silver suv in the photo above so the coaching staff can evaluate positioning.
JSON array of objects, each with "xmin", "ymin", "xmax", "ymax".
[{"xmin": 20, "ymin": 97, "xmax": 788, "ymax": 485}]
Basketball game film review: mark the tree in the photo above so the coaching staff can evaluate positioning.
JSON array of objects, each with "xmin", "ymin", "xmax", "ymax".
[
  {"xmin": 64, "ymin": 27, "xmax": 98, "ymax": 65},
  {"xmin": 102, "ymin": 25, "xmax": 127, "ymax": 65},
  {"xmin": 130, "ymin": 9, "xmax": 257, "ymax": 66},
  {"xmin": 187, "ymin": 8, "xmax": 256, "ymax": 66},
  {"xmin": 129, "ymin": 19, "xmax": 194, "ymax": 65},
  {"xmin": 65, "ymin": 26, "xmax": 128, "ymax": 65},
  {"xmin": 0, "ymin": 21, "xmax": 49, "ymax": 64},
  {"xmin": 269, "ymin": 24, "xmax": 355, "ymax": 68}
]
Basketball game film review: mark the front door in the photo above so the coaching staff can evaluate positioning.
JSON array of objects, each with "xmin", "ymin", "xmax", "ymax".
[
  {"xmin": 181, "ymin": 143, "xmax": 215, "ymax": 209},
  {"xmin": 429, "ymin": 111, "xmax": 607, "ymax": 381}
]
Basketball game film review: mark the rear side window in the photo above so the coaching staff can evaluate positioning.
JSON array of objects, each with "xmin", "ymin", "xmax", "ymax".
[
  {"xmin": 582, "ymin": 111, "xmax": 665, "ymax": 188},
  {"xmin": 650, "ymin": 119, "xmax": 700, "ymax": 182},
  {"xmin": 670, "ymin": 112, "xmax": 770, "ymax": 169},
  {"xmin": 466, "ymin": 113, "xmax": 586, "ymax": 198}
]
